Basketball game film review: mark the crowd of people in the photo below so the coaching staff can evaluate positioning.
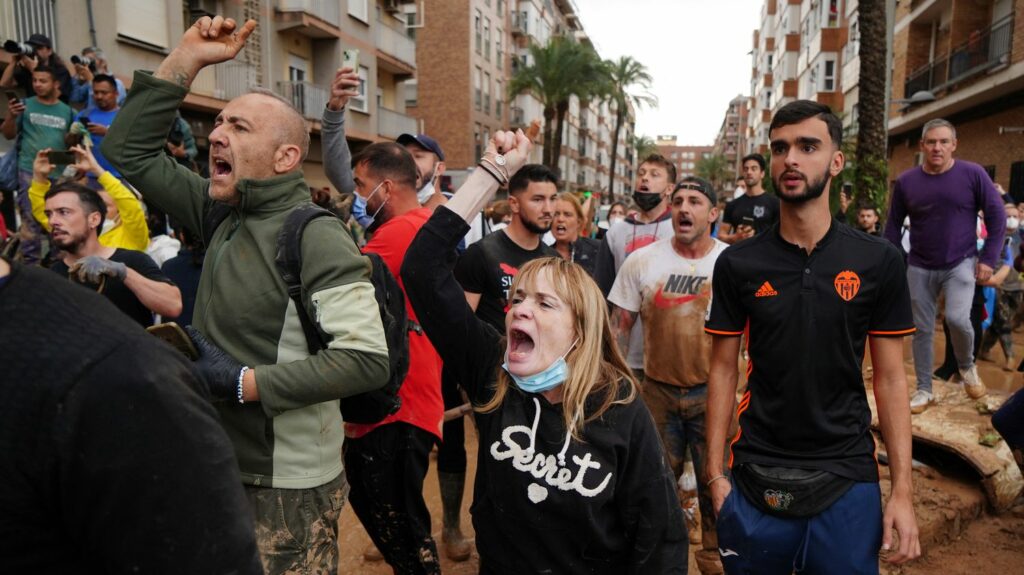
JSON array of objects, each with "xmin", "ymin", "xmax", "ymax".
[{"xmin": 2, "ymin": 14, "xmax": 1023, "ymax": 575}]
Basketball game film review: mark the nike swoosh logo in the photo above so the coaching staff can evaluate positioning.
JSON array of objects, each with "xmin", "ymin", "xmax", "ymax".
[
  {"xmin": 719, "ymin": 548, "xmax": 739, "ymax": 557},
  {"xmin": 653, "ymin": 286, "xmax": 700, "ymax": 309}
]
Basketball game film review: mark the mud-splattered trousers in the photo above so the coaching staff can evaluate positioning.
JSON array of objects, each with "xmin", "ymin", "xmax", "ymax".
[
  {"xmin": 344, "ymin": 421, "xmax": 441, "ymax": 575},
  {"xmin": 244, "ymin": 473, "xmax": 348, "ymax": 575},
  {"xmin": 643, "ymin": 378, "xmax": 724, "ymax": 575}
]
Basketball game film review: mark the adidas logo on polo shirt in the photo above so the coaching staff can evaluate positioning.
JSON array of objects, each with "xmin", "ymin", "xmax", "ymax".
[{"xmin": 754, "ymin": 281, "xmax": 778, "ymax": 297}]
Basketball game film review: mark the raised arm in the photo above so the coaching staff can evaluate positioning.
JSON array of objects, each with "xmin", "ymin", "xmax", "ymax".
[
  {"xmin": 321, "ymin": 67, "xmax": 359, "ymax": 194},
  {"xmin": 102, "ymin": 16, "xmax": 256, "ymax": 235}
]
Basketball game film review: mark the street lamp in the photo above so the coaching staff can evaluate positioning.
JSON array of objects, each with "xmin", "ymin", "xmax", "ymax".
[{"xmin": 891, "ymin": 90, "xmax": 937, "ymax": 106}]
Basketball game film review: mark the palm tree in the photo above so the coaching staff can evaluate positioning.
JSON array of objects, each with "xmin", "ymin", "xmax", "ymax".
[
  {"xmin": 508, "ymin": 36, "xmax": 605, "ymax": 172},
  {"xmin": 630, "ymin": 134, "xmax": 658, "ymax": 161},
  {"xmin": 853, "ymin": 0, "xmax": 888, "ymax": 210},
  {"xmin": 695, "ymin": 153, "xmax": 731, "ymax": 192},
  {"xmin": 605, "ymin": 56, "xmax": 657, "ymax": 202}
]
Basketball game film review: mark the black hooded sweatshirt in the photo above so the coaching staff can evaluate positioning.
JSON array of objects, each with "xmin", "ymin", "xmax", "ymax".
[{"xmin": 402, "ymin": 207, "xmax": 686, "ymax": 574}]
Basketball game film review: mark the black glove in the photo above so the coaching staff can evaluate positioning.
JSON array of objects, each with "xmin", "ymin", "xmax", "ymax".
[{"xmin": 185, "ymin": 326, "xmax": 246, "ymax": 401}]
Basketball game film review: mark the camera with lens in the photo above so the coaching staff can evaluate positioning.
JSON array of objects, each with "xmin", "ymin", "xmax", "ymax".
[
  {"xmin": 2, "ymin": 40, "xmax": 35, "ymax": 57},
  {"xmin": 70, "ymin": 54, "xmax": 96, "ymax": 72}
]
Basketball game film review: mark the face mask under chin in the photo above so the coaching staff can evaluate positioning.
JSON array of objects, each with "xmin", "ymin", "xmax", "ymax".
[{"xmin": 632, "ymin": 191, "xmax": 664, "ymax": 212}]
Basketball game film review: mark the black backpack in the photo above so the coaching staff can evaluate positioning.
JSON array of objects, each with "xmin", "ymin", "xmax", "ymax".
[{"xmin": 203, "ymin": 202, "xmax": 410, "ymax": 424}]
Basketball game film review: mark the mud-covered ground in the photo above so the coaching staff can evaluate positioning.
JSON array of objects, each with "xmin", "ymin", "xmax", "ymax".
[{"xmin": 337, "ymin": 328, "xmax": 1024, "ymax": 574}]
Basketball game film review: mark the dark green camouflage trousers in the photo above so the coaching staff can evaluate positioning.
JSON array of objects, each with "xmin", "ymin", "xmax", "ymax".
[{"xmin": 245, "ymin": 473, "xmax": 349, "ymax": 575}]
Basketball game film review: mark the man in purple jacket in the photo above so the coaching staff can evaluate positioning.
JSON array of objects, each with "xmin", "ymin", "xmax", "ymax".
[{"xmin": 884, "ymin": 118, "xmax": 1005, "ymax": 414}]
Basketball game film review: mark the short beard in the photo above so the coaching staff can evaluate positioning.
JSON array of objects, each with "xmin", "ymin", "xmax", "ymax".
[
  {"xmin": 521, "ymin": 215, "xmax": 551, "ymax": 235},
  {"xmin": 52, "ymin": 232, "xmax": 87, "ymax": 254},
  {"xmin": 774, "ymin": 168, "xmax": 830, "ymax": 205}
]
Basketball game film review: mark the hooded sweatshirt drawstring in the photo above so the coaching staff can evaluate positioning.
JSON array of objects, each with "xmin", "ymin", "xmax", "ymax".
[
  {"xmin": 526, "ymin": 397, "xmax": 542, "ymax": 456},
  {"xmin": 558, "ymin": 410, "xmax": 581, "ymax": 466}
]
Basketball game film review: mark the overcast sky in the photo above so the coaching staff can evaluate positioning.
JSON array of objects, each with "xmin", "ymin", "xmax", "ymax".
[{"xmin": 574, "ymin": 0, "xmax": 762, "ymax": 146}]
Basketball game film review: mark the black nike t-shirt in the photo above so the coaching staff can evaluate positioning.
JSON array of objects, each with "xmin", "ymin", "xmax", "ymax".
[
  {"xmin": 455, "ymin": 229, "xmax": 559, "ymax": 331},
  {"xmin": 724, "ymin": 192, "xmax": 780, "ymax": 236},
  {"xmin": 705, "ymin": 223, "xmax": 914, "ymax": 482},
  {"xmin": 51, "ymin": 249, "xmax": 176, "ymax": 327}
]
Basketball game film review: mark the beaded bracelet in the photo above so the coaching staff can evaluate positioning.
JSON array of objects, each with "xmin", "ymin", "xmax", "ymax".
[{"xmin": 237, "ymin": 366, "xmax": 249, "ymax": 404}]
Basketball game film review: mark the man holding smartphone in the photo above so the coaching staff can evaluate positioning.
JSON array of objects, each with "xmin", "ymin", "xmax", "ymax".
[
  {"xmin": 74, "ymin": 74, "xmax": 122, "ymax": 182},
  {"xmin": 719, "ymin": 153, "xmax": 779, "ymax": 244},
  {"xmin": 1, "ymin": 66, "xmax": 75, "ymax": 264}
]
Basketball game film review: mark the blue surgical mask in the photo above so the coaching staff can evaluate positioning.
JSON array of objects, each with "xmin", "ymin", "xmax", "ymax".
[
  {"xmin": 353, "ymin": 181, "xmax": 386, "ymax": 229},
  {"xmin": 502, "ymin": 338, "xmax": 579, "ymax": 394}
]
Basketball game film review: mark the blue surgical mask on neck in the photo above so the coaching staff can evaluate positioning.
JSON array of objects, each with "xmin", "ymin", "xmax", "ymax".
[{"xmin": 502, "ymin": 338, "xmax": 579, "ymax": 394}]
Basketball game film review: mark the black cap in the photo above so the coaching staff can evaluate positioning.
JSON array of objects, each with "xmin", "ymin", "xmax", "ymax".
[
  {"xmin": 26, "ymin": 34, "xmax": 52, "ymax": 49},
  {"xmin": 397, "ymin": 133, "xmax": 445, "ymax": 162},
  {"xmin": 672, "ymin": 176, "xmax": 717, "ymax": 205}
]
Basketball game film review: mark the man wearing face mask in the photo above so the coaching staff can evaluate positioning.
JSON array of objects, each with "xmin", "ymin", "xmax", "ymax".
[
  {"xmin": 398, "ymin": 133, "xmax": 446, "ymax": 206},
  {"xmin": 594, "ymin": 153, "xmax": 677, "ymax": 378}
]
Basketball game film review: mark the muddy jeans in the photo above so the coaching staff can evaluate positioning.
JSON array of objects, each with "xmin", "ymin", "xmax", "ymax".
[
  {"xmin": 345, "ymin": 422, "xmax": 440, "ymax": 575},
  {"xmin": 981, "ymin": 289, "xmax": 1024, "ymax": 361},
  {"xmin": 245, "ymin": 472, "xmax": 348, "ymax": 575},
  {"xmin": 642, "ymin": 378, "xmax": 723, "ymax": 574}
]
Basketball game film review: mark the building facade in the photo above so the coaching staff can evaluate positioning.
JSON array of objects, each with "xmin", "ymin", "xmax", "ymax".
[
  {"xmin": 747, "ymin": 0, "xmax": 855, "ymax": 156},
  {"xmin": 712, "ymin": 94, "xmax": 750, "ymax": 194},
  {"xmin": 656, "ymin": 137, "xmax": 714, "ymax": 182},
  {"xmin": 888, "ymin": 0, "xmax": 1024, "ymax": 199},
  {"xmin": 1, "ymin": 0, "xmax": 420, "ymax": 190},
  {"xmin": 408, "ymin": 0, "xmax": 634, "ymax": 199}
]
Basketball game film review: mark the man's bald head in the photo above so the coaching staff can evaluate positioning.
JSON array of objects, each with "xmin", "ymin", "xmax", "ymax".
[{"xmin": 245, "ymin": 89, "xmax": 310, "ymax": 162}]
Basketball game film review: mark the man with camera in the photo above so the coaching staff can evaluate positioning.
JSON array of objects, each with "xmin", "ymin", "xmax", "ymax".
[
  {"xmin": 1, "ymin": 34, "xmax": 72, "ymax": 104},
  {"xmin": 69, "ymin": 47, "xmax": 127, "ymax": 108},
  {"xmin": 102, "ymin": 16, "xmax": 390, "ymax": 574},
  {"xmin": 1, "ymin": 65, "xmax": 74, "ymax": 264}
]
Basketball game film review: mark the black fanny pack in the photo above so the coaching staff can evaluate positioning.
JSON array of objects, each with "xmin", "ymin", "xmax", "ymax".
[{"xmin": 732, "ymin": 463, "xmax": 855, "ymax": 518}]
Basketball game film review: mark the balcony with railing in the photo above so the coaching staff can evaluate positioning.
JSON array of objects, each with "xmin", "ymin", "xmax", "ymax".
[
  {"xmin": 275, "ymin": 0, "xmax": 341, "ymax": 37},
  {"xmin": 512, "ymin": 12, "xmax": 528, "ymax": 36},
  {"xmin": 192, "ymin": 62, "xmax": 258, "ymax": 102},
  {"xmin": 376, "ymin": 19, "xmax": 416, "ymax": 73},
  {"xmin": 904, "ymin": 15, "xmax": 1014, "ymax": 99},
  {"xmin": 377, "ymin": 107, "xmax": 417, "ymax": 139},
  {"xmin": 278, "ymin": 81, "xmax": 329, "ymax": 120}
]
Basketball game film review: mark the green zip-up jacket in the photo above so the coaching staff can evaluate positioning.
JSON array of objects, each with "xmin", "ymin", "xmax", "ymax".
[{"xmin": 102, "ymin": 71, "xmax": 389, "ymax": 489}]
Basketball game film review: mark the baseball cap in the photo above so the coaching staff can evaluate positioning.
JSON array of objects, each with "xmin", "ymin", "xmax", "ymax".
[
  {"xmin": 26, "ymin": 34, "xmax": 52, "ymax": 49},
  {"xmin": 672, "ymin": 177, "xmax": 717, "ymax": 205},
  {"xmin": 397, "ymin": 133, "xmax": 445, "ymax": 162}
]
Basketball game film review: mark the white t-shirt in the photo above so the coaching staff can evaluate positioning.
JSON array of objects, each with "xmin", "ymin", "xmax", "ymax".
[{"xmin": 608, "ymin": 237, "xmax": 728, "ymax": 387}]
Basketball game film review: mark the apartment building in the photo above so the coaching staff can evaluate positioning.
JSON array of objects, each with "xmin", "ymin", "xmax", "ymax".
[
  {"xmin": 656, "ymin": 137, "xmax": 714, "ymax": 181},
  {"xmin": 0, "ymin": 0, "xmax": 420, "ymax": 189},
  {"xmin": 406, "ymin": 0, "xmax": 510, "ymax": 181},
  {"xmin": 409, "ymin": 0, "xmax": 634, "ymax": 199},
  {"xmin": 712, "ymin": 94, "xmax": 750, "ymax": 194},
  {"xmin": 747, "ymin": 0, "xmax": 855, "ymax": 155},
  {"xmin": 888, "ymin": 0, "xmax": 1024, "ymax": 199}
]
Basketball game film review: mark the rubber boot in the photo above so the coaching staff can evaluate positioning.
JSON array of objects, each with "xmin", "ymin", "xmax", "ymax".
[{"xmin": 438, "ymin": 470, "xmax": 472, "ymax": 561}]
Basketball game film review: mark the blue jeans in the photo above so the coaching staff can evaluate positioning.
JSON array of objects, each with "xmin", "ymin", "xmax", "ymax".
[
  {"xmin": 642, "ymin": 379, "xmax": 721, "ymax": 571},
  {"xmin": 907, "ymin": 259, "xmax": 977, "ymax": 393},
  {"xmin": 717, "ymin": 480, "xmax": 883, "ymax": 574},
  {"xmin": 16, "ymin": 168, "xmax": 43, "ymax": 265}
]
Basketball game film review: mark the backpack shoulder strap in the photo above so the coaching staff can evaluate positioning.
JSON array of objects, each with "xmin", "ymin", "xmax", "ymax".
[
  {"xmin": 202, "ymin": 202, "xmax": 233, "ymax": 247},
  {"xmin": 275, "ymin": 203, "xmax": 335, "ymax": 354}
]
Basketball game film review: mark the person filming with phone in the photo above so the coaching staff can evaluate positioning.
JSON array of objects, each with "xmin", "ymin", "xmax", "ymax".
[
  {"xmin": 73, "ymin": 74, "xmax": 123, "ymax": 183},
  {"xmin": 1, "ymin": 66, "xmax": 74, "ymax": 264},
  {"xmin": 29, "ymin": 145, "xmax": 149, "ymax": 252},
  {"xmin": 718, "ymin": 153, "xmax": 779, "ymax": 244}
]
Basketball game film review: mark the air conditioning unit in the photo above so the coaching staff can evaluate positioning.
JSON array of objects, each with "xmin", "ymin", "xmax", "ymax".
[{"xmin": 383, "ymin": 0, "xmax": 401, "ymax": 14}]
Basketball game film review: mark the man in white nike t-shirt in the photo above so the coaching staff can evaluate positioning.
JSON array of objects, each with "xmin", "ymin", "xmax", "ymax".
[{"xmin": 608, "ymin": 176, "xmax": 727, "ymax": 575}]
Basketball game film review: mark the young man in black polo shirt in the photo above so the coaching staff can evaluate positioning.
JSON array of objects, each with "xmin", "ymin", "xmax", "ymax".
[{"xmin": 704, "ymin": 100, "xmax": 921, "ymax": 573}]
